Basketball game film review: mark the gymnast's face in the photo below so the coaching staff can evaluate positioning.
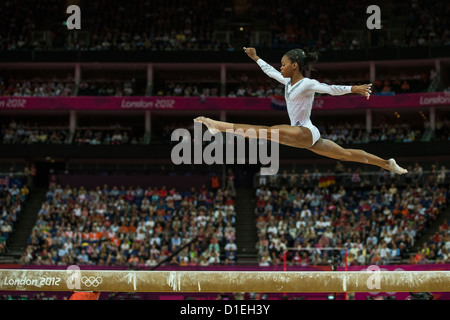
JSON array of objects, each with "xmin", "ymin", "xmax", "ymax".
[{"xmin": 280, "ymin": 56, "xmax": 297, "ymax": 78}]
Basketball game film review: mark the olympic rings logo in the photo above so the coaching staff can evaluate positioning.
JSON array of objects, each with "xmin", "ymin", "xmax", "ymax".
[{"xmin": 81, "ymin": 276, "xmax": 103, "ymax": 287}]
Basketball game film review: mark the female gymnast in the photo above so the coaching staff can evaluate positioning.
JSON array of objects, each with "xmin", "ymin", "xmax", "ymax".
[{"xmin": 194, "ymin": 47, "xmax": 407, "ymax": 174}]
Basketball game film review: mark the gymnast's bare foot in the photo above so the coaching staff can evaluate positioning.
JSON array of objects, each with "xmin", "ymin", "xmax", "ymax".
[
  {"xmin": 385, "ymin": 158, "xmax": 408, "ymax": 175},
  {"xmin": 194, "ymin": 116, "xmax": 221, "ymax": 134}
]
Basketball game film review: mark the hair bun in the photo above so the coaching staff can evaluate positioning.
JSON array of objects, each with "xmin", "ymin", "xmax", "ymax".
[{"xmin": 284, "ymin": 48, "xmax": 319, "ymax": 73}]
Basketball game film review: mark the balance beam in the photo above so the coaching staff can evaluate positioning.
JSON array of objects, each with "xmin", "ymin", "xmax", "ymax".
[{"xmin": 1, "ymin": 270, "xmax": 449, "ymax": 293}]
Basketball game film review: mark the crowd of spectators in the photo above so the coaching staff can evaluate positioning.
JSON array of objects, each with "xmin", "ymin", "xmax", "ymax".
[
  {"xmin": 0, "ymin": 0, "xmax": 233, "ymax": 51},
  {"xmin": 1, "ymin": 119, "xmax": 69, "ymax": 145},
  {"xmin": 254, "ymin": 169, "xmax": 448, "ymax": 267},
  {"xmin": 371, "ymin": 77, "xmax": 431, "ymax": 95},
  {"xmin": 77, "ymin": 79, "xmax": 137, "ymax": 96},
  {"xmin": 314, "ymin": 118, "xmax": 447, "ymax": 145},
  {"xmin": 0, "ymin": 0, "xmax": 57, "ymax": 51},
  {"xmin": 160, "ymin": 71, "xmax": 434, "ymax": 98},
  {"xmin": 1, "ymin": 0, "xmax": 449, "ymax": 52},
  {"xmin": 313, "ymin": 69, "xmax": 434, "ymax": 96},
  {"xmin": 0, "ymin": 76, "xmax": 435, "ymax": 98},
  {"xmin": 414, "ymin": 220, "xmax": 450, "ymax": 263},
  {"xmin": 0, "ymin": 76, "xmax": 137, "ymax": 97},
  {"xmin": 316, "ymin": 122, "xmax": 367, "ymax": 145},
  {"xmin": 229, "ymin": 78, "xmax": 433, "ymax": 98},
  {"xmin": 0, "ymin": 177, "xmax": 28, "ymax": 255},
  {"xmin": 158, "ymin": 119, "xmax": 432, "ymax": 145},
  {"xmin": 168, "ymin": 118, "xmax": 449, "ymax": 145},
  {"xmin": 70, "ymin": 0, "xmax": 234, "ymax": 52},
  {"xmin": 20, "ymin": 183, "xmax": 238, "ymax": 267},
  {"xmin": 2, "ymin": 115, "xmax": 448, "ymax": 147},
  {"xmin": 0, "ymin": 65, "xmax": 437, "ymax": 99},
  {"xmin": 245, "ymin": 0, "xmax": 450, "ymax": 50},
  {"xmin": 259, "ymin": 161, "xmax": 448, "ymax": 195},
  {"xmin": 401, "ymin": 0, "xmax": 450, "ymax": 47},
  {"xmin": 0, "ymin": 76, "xmax": 75, "ymax": 97},
  {"xmin": 246, "ymin": 0, "xmax": 364, "ymax": 51},
  {"xmin": 227, "ymin": 84, "xmax": 284, "ymax": 98},
  {"xmin": 155, "ymin": 82, "xmax": 221, "ymax": 98},
  {"xmin": 367, "ymin": 123, "xmax": 424, "ymax": 144},
  {"xmin": 0, "ymin": 119, "xmax": 148, "ymax": 146},
  {"xmin": 73, "ymin": 127, "xmax": 142, "ymax": 146},
  {"xmin": 435, "ymin": 117, "xmax": 450, "ymax": 142}
]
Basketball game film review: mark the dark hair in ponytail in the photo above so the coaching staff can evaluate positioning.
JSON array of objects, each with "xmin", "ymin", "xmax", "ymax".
[{"xmin": 284, "ymin": 49, "xmax": 319, "ymax": 73}]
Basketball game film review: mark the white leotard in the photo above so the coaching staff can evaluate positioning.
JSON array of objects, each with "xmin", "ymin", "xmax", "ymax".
[
  {"xmin": 257, "ymin": 58, "xmax": 352, "ymax": 127},
  {"xmin": 256, "ymin": 58, "xmax": 352, "ymax": 146}
]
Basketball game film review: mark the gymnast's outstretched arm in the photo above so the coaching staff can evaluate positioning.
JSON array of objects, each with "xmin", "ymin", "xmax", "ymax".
[{"xmin": 244, "ymin": 47, "xmax": 288, "ymax": 86}]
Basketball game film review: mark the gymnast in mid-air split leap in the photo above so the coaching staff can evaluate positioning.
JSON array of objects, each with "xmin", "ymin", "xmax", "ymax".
[{"xmin": 194, "ymin": 47, "xmax": 407, "ymax": 175}]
